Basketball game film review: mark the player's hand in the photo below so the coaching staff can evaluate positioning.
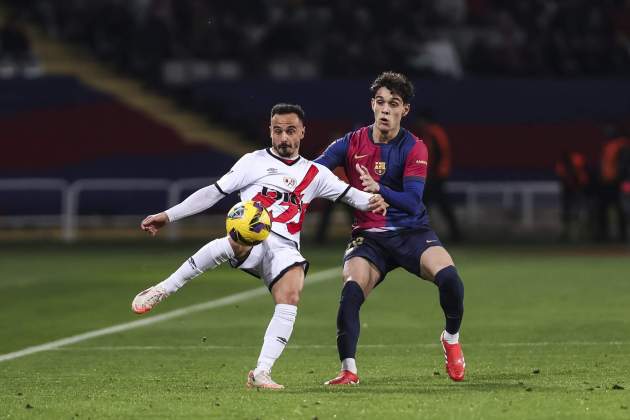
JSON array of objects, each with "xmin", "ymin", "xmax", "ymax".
[
  {"xmin": 368, "ymin": 194, "xmax": 388, "ymax": 216},
  {"xmin": 141, "ymin": 212, "xmax": 169, "ymax": 236},
  {"xmin": 356, "ymin": 163, "xmax": 380, "ymax": 193}
]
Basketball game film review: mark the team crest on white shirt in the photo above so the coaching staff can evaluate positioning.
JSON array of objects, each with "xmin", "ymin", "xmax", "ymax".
[{"xmin": 283, "ymin": 176, "xmax": 297, "ymax": 188}]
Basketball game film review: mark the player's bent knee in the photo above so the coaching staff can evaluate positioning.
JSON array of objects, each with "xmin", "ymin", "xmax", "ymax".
[
  {"xmin": 274, "ymin": 289, "xmax": 301, "ymax": 305},
  {"xmin": 434, "ymin": 265, "xmax": 464, "ymax": 295}
]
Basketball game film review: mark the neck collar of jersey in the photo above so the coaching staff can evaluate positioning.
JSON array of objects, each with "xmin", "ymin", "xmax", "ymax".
[
  {"xmin": 266, "ymin": 148, "xmax": 301, "ymax": 166},
  {"xmin": 368, "ymin": 125, "xmax": 406, "ymax": 145}
]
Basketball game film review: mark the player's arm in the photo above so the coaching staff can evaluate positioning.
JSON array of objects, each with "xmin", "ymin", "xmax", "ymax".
[
  {"xmin": 356, "ymin": 141, "xmax": 428, "ymax": 215},
  {"xmin": 313, "ymin": 134, "xmax": 350, "ymax": 170},
  {"xmin": 313, "ymin": 163, "xmax": 388, "ymax": 215},
  {"xmin": 140, "ymin": 184, "xmax": 227, "ymax": 236},
  {"xmin": 340, "ymin": 187, "xmax": 388, "ymax": 215},
  {"xmin": 141, "ymin": 154, "xmax": 255, "ymax": 236}
]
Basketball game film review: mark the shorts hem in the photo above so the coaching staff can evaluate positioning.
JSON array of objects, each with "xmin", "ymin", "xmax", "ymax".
[{"xmin": 268, "ymin": 260, "xmax": 309, "ymax": 291}]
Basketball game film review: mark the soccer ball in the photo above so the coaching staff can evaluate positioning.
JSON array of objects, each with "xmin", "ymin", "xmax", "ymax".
[{"xmin": 226, "ymin": 200, "xmax": 272, "ymax": 246}]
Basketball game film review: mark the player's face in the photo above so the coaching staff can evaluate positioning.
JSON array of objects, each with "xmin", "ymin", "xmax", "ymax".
[
  {"xmin": 270, "ymin": 113, "xmax": 305, "ymax": 158},
  {"xmin": 371, "ymin": 87, "xmax": 410, "ymax": 140}
]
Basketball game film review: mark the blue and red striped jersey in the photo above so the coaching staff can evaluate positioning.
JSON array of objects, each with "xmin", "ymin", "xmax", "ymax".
[{"xmin": 315, "ymin": 125, "xmax": 430, "ymax": 231}]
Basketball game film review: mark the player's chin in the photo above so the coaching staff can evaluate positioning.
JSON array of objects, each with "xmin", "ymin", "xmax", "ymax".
[
  {"xmin": 277, "ymin": 146, "xmax": 294, "ymax": 157},
  {"xmin": 376, "ymin": 121, "xmax": 390, "ymax": 132}
]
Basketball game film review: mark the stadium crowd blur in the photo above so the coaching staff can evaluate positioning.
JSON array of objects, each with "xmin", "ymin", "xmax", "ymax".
[
  {"xmin": 555, "ymin": 126, "xmax": 630, "ymax": 242},
  {"xmin": 5, "ymin": 0, "xmax": 630, "ymax": 82},
  {"xmin": 3, "ymin": 0, "xmax": 630, "ymax": 242}
]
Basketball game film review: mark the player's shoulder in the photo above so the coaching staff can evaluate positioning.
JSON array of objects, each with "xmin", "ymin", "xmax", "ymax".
[
  {"xmin": 399, "ymin": 129, "xmax": 428, "ymax": 161},
  {"xmin": 402, "ymin": 128, "xmax": 427, "ymax": 150},
  {"xmin": 250, "ymin": 149, "xmax": 270, "ymax": 159},
  {"xmin": 401, "ymin": 127, "xmax": 424, "ymax": 145},
  {"xmin": 236, "ymin": 149, "xmax": 266, "ymax": 162},
  {"xmin": 299, "ymin": 158, "xmax": 334, "ymax": 180},
  {"xmin": 348, "ymin": 125, "xmax": 371, "ymax": 141}
]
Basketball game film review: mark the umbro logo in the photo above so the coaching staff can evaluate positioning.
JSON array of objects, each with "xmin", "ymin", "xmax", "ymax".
[
  {"xmin": 354, "ymin": 153, "xmax": 368, "ymax": 160},
  {"xmin": 266, "ymin": 168, "xmax": 279, "ymax": 174}
]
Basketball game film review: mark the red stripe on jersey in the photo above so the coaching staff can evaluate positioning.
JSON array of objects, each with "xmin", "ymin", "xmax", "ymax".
[
  {"xmin": 294, "ymin": 164, "xmax": 320, "ymax": 195},
  {"xmin": 346, "ymin": 128, "xmax": 386, "ymax": 229},
  {"xmin": 251, "ymin": 193, "xmax": 277, "ymax": 220},
  {"xmin": 285, "ymin": 164, "xmax": 319, "ymax": 233}
]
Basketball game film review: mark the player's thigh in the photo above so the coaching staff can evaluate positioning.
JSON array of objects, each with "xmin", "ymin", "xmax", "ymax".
[
  {"xmin": 264, "ymin": 235, "xmax": 308, "ymax": 305},
  {"xmin": 419, "ymin": 246, "xmax": 455, "ymax": 281},
  {"xmin": 271, "ymin": 264, "xmax": 305, "ymax": 305},
  {"xmin": 343, "ymin": 256, "xmax": 381, "ymax": 298}
]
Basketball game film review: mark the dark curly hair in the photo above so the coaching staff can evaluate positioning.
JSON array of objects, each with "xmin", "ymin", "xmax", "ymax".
[
  {"xmin": 370, "ymin": 71, "xmax": 414, "ymax": 104},
  {"xmin": 271, "ymin": 103, "xmax": 305, "ymax": 124}
]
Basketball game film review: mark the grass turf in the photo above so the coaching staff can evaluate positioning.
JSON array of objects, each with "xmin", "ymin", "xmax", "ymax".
[{"xmin": 1, "ymin": 241, "xmax": 629, "ymax": 419}]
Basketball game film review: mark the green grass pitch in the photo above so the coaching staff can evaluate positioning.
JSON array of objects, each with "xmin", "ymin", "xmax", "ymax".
[{"xmin": 1, "ymin": 241, "xmax": 629, "ymax": 419}]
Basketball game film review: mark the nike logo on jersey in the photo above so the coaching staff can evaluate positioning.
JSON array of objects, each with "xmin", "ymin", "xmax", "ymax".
[
  {"xmin": 426, "ymin": 239, "xmax": 438, "ymax": 243},
  {"xmin": 354, "ymin": 153, "xmax": 369, "ymax": 160}
]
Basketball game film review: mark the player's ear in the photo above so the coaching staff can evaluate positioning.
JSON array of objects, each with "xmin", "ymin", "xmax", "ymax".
[
  {"xmin": 371, "ymin": 97, "xmax": 376, "ymax": 111},
  {"xmin": 402, "ymin": 104, "xmax": 410, "ymax": 117}
]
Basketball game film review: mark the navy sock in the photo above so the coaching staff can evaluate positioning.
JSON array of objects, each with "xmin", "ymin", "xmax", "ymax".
[
  {"xmin": 434, "ymin": 265, "xmax": 464, "ymax": 335},
  {"xmin": 336, "ymin": 281, "xmax": 365, "ymax": 360}
]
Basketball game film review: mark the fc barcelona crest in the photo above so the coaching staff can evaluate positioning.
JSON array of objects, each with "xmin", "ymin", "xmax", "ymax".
[{"xmin": 374, "ymin": 161, "xmax": 386, "ymax": 175}]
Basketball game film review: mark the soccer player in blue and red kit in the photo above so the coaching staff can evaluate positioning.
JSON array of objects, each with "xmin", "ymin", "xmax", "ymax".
[{"xmin": 315, "ymin": 72, "xmax": 466, "ymax": 384}]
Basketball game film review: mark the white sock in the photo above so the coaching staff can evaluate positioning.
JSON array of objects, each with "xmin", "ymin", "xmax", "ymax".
[
  {"xmin": 158, "ymin": 236, "xmax": 235, "ymax": 294},
  {"xmin": 254, "ymin": 304, "xmax": 297, "ymax": 375},
  {"xmin": 341, "ymin": 358, "xmax": 357, "ymax": 374},
  {"xmin": 443, "ymin": 330, "xmax": 460, "ymax": 344}
]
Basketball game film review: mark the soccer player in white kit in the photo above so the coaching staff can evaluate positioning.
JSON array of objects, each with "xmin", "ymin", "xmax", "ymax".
[{"xmin": 132, "ymin": 104, "xmax": 388, "ymax": 389}]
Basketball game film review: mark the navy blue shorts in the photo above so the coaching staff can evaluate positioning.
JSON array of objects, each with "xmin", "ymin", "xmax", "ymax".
[{"xmin": 343, "ymin": 227, "xmax": 442, "ymax": 284}]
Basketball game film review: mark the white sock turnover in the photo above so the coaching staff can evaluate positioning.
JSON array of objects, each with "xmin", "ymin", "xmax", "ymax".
[
  {"xmin": 442, "ymin": 330, "xmax": 460, "ymax": 344},
  {"xmin": 341, "ymin": 358, "xmax": 357, "ymax": 374}
]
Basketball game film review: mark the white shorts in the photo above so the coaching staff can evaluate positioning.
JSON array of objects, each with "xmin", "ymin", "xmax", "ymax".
[{"xmin": 230, "ymin": 232, "xmax": 309, "ymax": 290}]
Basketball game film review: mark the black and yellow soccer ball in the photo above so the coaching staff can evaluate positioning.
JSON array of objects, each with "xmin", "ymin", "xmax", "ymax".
[{"xmin": 225, "ymin": 200, "xmax": 272, "ymax": 246}]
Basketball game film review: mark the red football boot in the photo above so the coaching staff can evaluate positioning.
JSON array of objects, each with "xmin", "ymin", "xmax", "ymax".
[
  {"xmin": 324, "ymin": 370, "xmax": 360, "ymax": 385},
  {"xmin": 441, "ymin": 331, "xmax": 465, "ymax": 381}
]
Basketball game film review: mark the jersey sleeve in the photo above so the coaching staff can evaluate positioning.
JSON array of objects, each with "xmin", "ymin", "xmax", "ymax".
[
  {"xmin": 312, "ymin": 163, "xmax": 353, "ymax": 202},
  {"xmin": 164, "ymin": 184, "xmax": 226, "ymax": 222},
  {"xmin": 313, "ymin": 134, "xmax": 350, "ymax": 170},
  {"xmin": 378, "ymin": 179, "xmax": 425, "ymax": 215},
  {"xmin": 377, "ymin": 140, "xmax": 428, "ymax": 215},
  {"xmin": 215, "ymin": 153, "xmax": 257, "ymax": 194},
  {"xmin": 403, "ymin": 140, "xmax": 428, "ymax": 181}
]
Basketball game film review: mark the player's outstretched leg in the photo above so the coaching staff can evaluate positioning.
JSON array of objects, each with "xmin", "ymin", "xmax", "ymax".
[
  {"xmin": 325, "ymin": 281, "xmax": 364, "ymax": 385},
  {"xmin": 131, "ymin": 237, "xmax": 235, "ymax": 314},
  {"xmin": 434, "ymin": 265, "xmax": 465, "ymax": 381}
]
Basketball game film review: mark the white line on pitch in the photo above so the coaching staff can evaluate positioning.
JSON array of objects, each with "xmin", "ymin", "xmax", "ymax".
[
  {"xmin": 0, "ymin": 267, "xmax": 341, "ymax": 363},
  {"xmin": 48, "ymin": 341, "xmax": 629, "ymax": 352}
]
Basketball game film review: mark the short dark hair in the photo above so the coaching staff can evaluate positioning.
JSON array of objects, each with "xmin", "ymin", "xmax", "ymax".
[
  {"xmin": 271, "ymin": 103, "xmax": 305, "ymax": 124},
  {"xmin": 370, "ymin": 71, "xmax": 414, "ymax": 104}
]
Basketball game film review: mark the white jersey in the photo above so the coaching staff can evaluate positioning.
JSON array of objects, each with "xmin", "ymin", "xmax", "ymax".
[{"xmin": 216, "ymin": 148, "xmax": 352, "ymax": 245}]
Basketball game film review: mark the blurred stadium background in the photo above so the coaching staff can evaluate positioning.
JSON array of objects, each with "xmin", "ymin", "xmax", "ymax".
[{"xmin": 1, "ymin": 0, "xmax": 629, "ymax": 243}]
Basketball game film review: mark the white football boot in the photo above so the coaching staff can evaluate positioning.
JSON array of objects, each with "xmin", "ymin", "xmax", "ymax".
[
  {"xmin": 246, "ymin": 370, "xmax": 284, "ymax": 389},
  {"xmin": 131, "ymin": 285, "xmax": 169, "ymax": 314}
]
